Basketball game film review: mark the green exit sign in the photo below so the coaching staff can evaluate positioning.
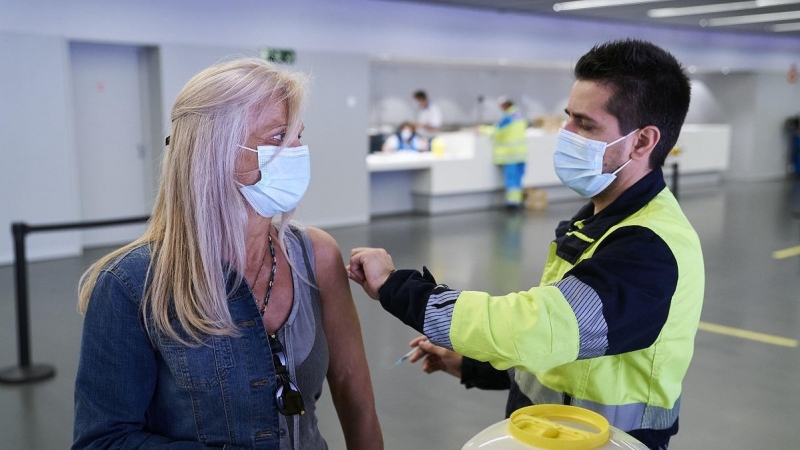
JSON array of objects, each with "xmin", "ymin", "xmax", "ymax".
[{"xmin": 260, "ymin": 48, "xmax": 296, "ymax": 64}]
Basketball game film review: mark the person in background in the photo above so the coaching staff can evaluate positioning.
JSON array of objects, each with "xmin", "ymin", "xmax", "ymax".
[
  {"xmin": 73, "ymin": 58, "xmax": 383, "ymax": 450},
  {"xmin": 382, "ymin": 122, "xmax": 428, "ymax": 153},
  {"xmin": 412, "ymin": 90, "xmax": 443, "ymax": 140},
  {"xmin": 348, "ymin": 39, "xmax": 703, "ymax": 450},
  {"xmin": 479, "ymin": 96, "xmax": 529, "ymax": 209}
]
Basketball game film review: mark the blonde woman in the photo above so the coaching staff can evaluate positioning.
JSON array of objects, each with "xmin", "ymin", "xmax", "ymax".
[{"xmin": 73, "ymin": 58, "xmax": 383, "ymax": 450}]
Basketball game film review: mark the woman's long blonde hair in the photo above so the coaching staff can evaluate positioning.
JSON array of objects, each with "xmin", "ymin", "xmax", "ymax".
[{"xmin": 78, "ymin": 57, "xmax": 308, "ymax": 344}]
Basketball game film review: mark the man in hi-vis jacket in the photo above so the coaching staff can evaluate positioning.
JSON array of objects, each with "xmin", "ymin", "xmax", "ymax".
[
  {"xmin": 348, "ymin": 39, "xmax": 703, "ymax": 450},
  {"xmin": 479, "ymin": 96, "xmax": 528, "ymax": 208}
]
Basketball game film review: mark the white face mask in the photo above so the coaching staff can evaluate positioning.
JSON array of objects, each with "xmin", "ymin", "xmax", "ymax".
[
  {"xmin": 400, "ymin": 130, "xmax": 413, "ymax": 140},
  {"xmin": 552, "ymin": 128, "xmax": 637, "ymax": 198},
  {"xmin": 237, "ymin": 144, "xmax": 311, "ymax": 217}
]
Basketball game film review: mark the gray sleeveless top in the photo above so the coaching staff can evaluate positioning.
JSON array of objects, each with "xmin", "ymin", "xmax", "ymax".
[{"xmin": 275, "ymin": 225, "xmax": 330, "ymax": 450}]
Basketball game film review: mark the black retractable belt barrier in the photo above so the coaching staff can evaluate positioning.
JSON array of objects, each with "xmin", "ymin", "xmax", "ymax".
[
  {"xmin": 672, "ymin": 162, "xmax": 680, "ymax": 202},
  {"xmin": 0, "ymin": 215, "xmax": 150, "ymax": 384}
]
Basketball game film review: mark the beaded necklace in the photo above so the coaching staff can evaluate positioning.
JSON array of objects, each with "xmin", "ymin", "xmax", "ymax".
[{"xmin": 252, "ymin": 232, "xmax": 277, "ymax": 316}]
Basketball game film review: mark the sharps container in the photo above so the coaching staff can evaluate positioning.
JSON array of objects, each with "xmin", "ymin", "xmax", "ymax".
[{"xmin": 462, "ymin": 404, "xmax": 648, "ymax": 450}]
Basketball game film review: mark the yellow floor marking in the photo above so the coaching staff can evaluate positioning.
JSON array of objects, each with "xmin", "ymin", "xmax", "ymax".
[
  {"xmin": 699, "ymin": 321, "xmax": 798, "ymax": 348},
  {"xmin": 773, "ymin": 245, "xmax": 800, "ymax": 259}
]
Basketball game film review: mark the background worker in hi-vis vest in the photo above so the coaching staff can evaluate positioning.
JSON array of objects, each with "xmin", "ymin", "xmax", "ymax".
[
  {"xmin": 348, "ymin": 39, "xmax": 703, "ymax": 450},
  {"xmin": 479, "ymin": 96, "xmax": 529, "ymax": 209}
]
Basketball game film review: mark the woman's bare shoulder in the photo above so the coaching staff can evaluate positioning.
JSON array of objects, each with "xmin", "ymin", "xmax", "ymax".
[{"xmin": 304, "ymin": 226, "xmax": 343, "ymax": 270}]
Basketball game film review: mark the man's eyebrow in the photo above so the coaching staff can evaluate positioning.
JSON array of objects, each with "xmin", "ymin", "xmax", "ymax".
[{"xmin": 564, "ymin": 108, "xmax": 597, "ymax": 123}]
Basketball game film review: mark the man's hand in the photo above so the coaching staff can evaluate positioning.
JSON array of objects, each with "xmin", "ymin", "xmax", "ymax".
[
  {"xmin": 347, "ymin": 247, "xmax": 395, "ymax": 300},
  {"xmin": 408, "ymin": 335, "xmax": 462, "ymax": 379}
]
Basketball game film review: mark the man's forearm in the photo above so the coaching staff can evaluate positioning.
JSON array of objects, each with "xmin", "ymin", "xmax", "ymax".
[
  {"xmin": 378, "ymin": 267, "xmax": 461, "ymax": 350},
  {"xmin": 377, "ymin": 267, "xmax": 438, "ymax": 332}
]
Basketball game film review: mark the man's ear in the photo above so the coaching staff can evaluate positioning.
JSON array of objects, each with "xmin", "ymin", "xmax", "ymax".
[{"xmin": 631, "ymin": 125, "xmax": 660, "ymax": 162}]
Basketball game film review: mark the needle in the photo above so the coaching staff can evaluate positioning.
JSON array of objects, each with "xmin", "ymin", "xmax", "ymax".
[
  {"xmin": 394, "ymin": 347, "xmax": 418, "ymax": 366},
  {"xmin": 394, "ymin": 340, "xmax": 428, "ymax": 366}
]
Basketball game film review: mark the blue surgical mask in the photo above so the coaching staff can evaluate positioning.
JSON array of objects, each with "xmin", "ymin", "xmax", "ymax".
[
  {"xmin": 237, "ymin": 144, "xmax": 311, "ymax": 217},
  {"xmin": 552, "ymin": 128, "xmax": 637, "ymax": 198},
  {"xmin": 400, "ymin": 130, "xmax": 413, "ymax": 140}
]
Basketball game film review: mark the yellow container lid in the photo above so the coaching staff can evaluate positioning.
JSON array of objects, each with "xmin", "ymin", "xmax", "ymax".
[{"xmin": 507, "ymin": 405, "xmax": 611, "ymax": 450}]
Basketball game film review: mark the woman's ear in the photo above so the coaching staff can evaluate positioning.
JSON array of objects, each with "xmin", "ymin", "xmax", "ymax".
[{"xmin": 631, "ymin": 125, "xmax": 660, "ymax": 162}]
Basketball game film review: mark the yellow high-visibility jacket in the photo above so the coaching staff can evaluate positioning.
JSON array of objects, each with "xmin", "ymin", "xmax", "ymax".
[
  {"xmin": 480, "ymin": 105, "xmax": 528, "ymax": 165},
  {"xmin": 378, "ymin": 168, "xmax": 704, "ymax": 440}
]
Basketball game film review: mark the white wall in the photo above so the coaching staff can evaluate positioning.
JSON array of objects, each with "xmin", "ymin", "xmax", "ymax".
[
  {"xmin": 370, "ymin": 63, "xmax": 575, "ymax": 127},
  {"xmin": 752, "ymin": 73, "xmax": 800, "ymax": 180},
  {"xmin": 0, "ymin": 32, "xmax": 82, "ymax": 263},
  {"xmin": 292, "ymin": 51, "xmax": 370, "ymax": 227},
  {"xmin": 685, "ymin": 79, "xmax": 730, "ymax": 125},
  {"xmin": 689, "ymin": 74, "xmax": 755, "ymax": 182},
  {"xmin": 691, "ymin": 73, "xmax": 800, "ymax": 181},
  {"xmin": 1, "ymin": 0, "xmax": 799, "ymax": 263},
  {"xmin": 370, "ymin": 64, "xmax": 793, "ymax": 131}
]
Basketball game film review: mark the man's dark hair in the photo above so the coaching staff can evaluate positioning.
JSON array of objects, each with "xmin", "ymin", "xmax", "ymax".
[
  {"xmin": 574, "ymin": 39, "xmax": 691, "ymax": 168},
  {"xmin": 413, "ymin": 90, "xmax": 428, "ymax": 101}
]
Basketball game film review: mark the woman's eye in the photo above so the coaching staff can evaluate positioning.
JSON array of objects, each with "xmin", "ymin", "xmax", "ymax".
[{"xmin": 270, "ymin": 133, "xmax": 285, "ymax": 142}]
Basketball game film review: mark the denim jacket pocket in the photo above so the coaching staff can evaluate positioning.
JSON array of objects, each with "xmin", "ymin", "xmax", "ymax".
[{"xmin": 158, "ymin": 335, "xmax": 235, "ymax": 390}]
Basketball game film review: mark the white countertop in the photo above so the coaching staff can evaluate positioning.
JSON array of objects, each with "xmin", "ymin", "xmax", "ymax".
[
  {"xmin": 367, "ymin": 151, "xmax": 473, "ymax": 172},
  {"xmin": 366, "ymin": 152, "xmax": 436, "ymax": 172}
]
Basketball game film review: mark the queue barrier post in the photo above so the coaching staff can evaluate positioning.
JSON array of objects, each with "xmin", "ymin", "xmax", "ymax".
[
  {"xmin": 672, "ymin": 162, "xmax": 679, "ymax": 202},
  {"xmin": 0, "ymin": 215, "xmax": 150, "ymax": 384}
]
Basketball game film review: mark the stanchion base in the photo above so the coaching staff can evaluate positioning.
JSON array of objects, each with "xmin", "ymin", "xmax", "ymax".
[{"xmin": 0, "ymin": 364, "xmax": 56, "ymax": 384}]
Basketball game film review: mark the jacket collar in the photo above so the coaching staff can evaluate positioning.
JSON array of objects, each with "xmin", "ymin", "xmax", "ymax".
[{"xmin": 554, "ymin": 167, "xmax": 666, "ymax": 264}]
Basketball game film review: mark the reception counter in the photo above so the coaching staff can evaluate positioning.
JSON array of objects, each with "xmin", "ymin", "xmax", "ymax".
[{"xmin": 368, "ymin": 125, "xmax": 731, "ymax": 216}]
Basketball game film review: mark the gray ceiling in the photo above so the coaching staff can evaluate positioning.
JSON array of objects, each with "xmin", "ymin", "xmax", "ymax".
[{"xmin": 381, "ymin": 0, "xmax": 800, "ymax": 36}]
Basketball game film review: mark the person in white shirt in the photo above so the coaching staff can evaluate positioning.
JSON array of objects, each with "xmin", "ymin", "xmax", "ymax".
[
  {"xmin": 413, "ymin": 90, "xmax": 442, "ymax": 140},
  {"xmin": 382, "ymin": 122, "xmax": 429, "ymax": 153}
]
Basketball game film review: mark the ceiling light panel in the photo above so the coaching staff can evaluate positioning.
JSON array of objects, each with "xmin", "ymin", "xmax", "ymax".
[
  {"xmin": 553, "ymin": 0, "xmax": 671, "ymax": 12},
  {"xmin": 770, "ymin": 20, "xmax": 800, "ymax": 29},
  {"xmin": 756, "ymin": 0, "xmax": 800, "ymax": 5},
  {"xmin": 706, "ymin": 10, "xmax": 800, "ymax": 26},
  {"xmin": 649, "ymin": 0, "xmax": 800, "ymax": 17},
  {"xmin": 649, "ymin": 2, "xmax": 757, "ymax": 18},
  {"xmin": 376, "ymin": 0, "xmax": 800, "ymax": 35}
]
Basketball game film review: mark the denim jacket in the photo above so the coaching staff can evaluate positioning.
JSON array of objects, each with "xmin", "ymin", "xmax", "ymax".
[{"xmin": 73, "ymin": 245, "xmax": 282, "ymax": 449}]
